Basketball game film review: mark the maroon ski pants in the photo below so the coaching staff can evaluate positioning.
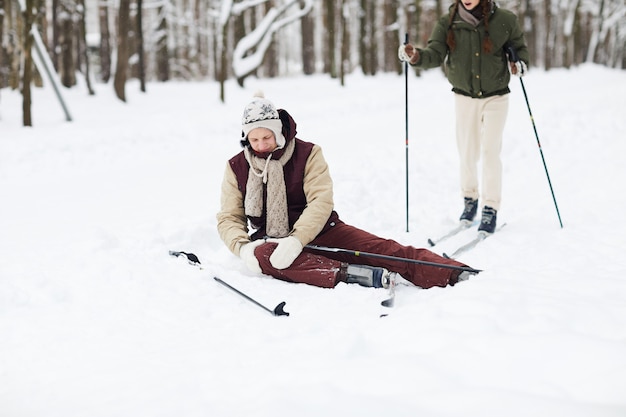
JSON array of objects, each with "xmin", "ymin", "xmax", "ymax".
[{"xmin": 254, "ymin": 219, "xmax": 469, "ymax": 289}]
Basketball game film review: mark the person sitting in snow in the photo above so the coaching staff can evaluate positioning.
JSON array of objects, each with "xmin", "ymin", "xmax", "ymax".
[{"xmin": 216, "ymin": 93, "xmax": 474, "ymax": 289}]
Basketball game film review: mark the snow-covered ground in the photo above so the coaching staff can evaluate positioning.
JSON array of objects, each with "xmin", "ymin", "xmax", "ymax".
[{"xmin": 1, "ymin": 64, "xmax": 625, "ymax": 417}]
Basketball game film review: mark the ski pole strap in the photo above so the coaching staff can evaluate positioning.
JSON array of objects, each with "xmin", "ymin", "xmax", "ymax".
[{"xmin": 305, "ymin": 245, "xmax": 481, "ymax": 274}]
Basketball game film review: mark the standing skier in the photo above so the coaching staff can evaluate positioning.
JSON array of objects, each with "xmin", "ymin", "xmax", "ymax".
[
  {"xmin": 399, "ymin": 0, "xmax": 529, "ymax": 233},
  {"xmin": 217, "ymin": 93, "xmax": 474, "ymax": 289}
]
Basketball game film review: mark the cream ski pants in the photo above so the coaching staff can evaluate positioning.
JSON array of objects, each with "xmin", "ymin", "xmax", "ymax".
[{"xmin": 454, "ymin": 93, "xmax": 509, "ymax": 211}]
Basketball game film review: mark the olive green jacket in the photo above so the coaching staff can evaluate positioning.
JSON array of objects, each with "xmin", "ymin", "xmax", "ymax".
[{"xmin": 413, "ymin": 4, "xmax": 529, "ymax": 98}]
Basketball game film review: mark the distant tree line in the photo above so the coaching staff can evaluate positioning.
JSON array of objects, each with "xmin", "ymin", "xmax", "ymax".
[{"xmin": 1, "ymin": 0, "xmax": 624, "ymax": 121}]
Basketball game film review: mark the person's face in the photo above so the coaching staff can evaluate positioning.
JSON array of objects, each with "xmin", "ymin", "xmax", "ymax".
[
  {"xmin": 461, "ymin": 0, "xmax": 480, "ymax": 10},
  {"xmin": 248, "ymin": 128, "xmax": 278, "ymax": 153}
]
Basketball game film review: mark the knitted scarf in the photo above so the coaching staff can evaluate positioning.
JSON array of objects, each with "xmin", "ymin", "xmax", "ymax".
[
  {"xmin": 458, "ymin": 0, "xmax": 493, "ymax": 26},
  {"xmin": 243, "ymin": 138, "xmax": 296, "ymax": 238}
]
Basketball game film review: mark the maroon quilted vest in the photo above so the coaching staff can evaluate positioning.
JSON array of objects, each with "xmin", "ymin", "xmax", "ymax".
[{"xmin": 229, "ymin": 109, "xmax": 338, "ymax": 240}]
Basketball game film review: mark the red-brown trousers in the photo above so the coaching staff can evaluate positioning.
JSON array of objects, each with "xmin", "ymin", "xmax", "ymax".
[{"xmin": 254, "ymin": 219, "xmax": 468, "ymax": 289}]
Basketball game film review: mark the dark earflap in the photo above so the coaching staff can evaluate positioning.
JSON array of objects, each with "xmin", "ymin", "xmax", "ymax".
[{"xmin": 240, "ymin": 132, "xmax": 250, "ymax": 148}]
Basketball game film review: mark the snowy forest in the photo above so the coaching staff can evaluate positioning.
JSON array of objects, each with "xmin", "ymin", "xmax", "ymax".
[
  {"xmin": 1, "ymin": 0, "xmax": 625, "ymax": 112},
  {"xmin": 2, "ymin": 1, "xmax": 626, "ymax": 413}
]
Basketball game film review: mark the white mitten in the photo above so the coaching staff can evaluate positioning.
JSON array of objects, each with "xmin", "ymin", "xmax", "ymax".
[
  {"xmin": 510, "ymin": 60, "xmax": 527, "ymax": 77},
  {"xmin": 267, "ymin": 236, "xmax": 303, "ymax": 270},
  {"xmin": 239, "ymin": 240, "xmax": 265, "ymax": 274},
  {"xmin": 398, "ymin": 44, "xmax": 418, "ymax": 64}
]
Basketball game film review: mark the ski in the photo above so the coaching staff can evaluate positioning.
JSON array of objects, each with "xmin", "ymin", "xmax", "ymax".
[
  {"xmin": 381, "ymin": 272, "xmax": 397, "ymax": 307},
  {"xmin": 427, "ymin": 220, "xmax": 476, "ymax": 247},
  {"xmin": 443, "ymin": 223, "xmax": 507, "ymax": 259},
  {"xmin": 380, "ymin": 272, "xmax": 397, "ymax": 317}
]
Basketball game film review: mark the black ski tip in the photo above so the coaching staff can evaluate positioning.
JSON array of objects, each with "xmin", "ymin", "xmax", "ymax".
[
  {"xmin": 169, "ymin": 250, "xmax": 202, "ymax": 266},
  {"xmin": 273, "ymin": 301, "xmax": 290, "ymax": 317},
  {"xmin": 443, "ymin": 253, "xmax": 450, "ymax": 259},
  {"xmin": 184, "ymin": 252, "xmax": 201, "ymax": 264},
  {"xmin": 381, "ymin": 299, "xmax": 394, "ymax": 308},
  {"xmin": 427, "ymin": 238, "xmax": 436, "ymax": 247}
]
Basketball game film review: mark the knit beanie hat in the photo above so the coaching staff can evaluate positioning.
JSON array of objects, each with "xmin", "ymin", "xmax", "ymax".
[{"xmin": 241, "ymin": 92, "xmax": 286, "ymax": 149}]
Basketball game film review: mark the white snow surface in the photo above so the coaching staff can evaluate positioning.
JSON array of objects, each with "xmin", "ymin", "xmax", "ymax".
[{"xmin": 1, "ymin": 65, "xmax": 626, "ymax": 417}]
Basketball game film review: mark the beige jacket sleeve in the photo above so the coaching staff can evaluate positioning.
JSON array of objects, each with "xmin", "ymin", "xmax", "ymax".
[
  {"xmin": 216, "ymin": 162, "xmax": 250, "ymax": 256},
  {"xmin": 290, "ymin": 144, "xmax": 334, "ymax": 246},
  {"xmin": 216, "ymin": 144, "xmax": 334, "ymax": 256}
]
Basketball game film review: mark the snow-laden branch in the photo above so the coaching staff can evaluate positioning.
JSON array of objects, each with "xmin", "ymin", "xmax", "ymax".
[{"xmin": 232, "ymin": 0, "xmax": 314, "ymax": 78}]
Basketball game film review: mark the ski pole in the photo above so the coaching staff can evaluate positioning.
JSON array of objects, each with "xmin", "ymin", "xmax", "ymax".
[
  {"xmin": 505, "ymin": 45, "xmax": 563, "ymax": 228},
  {"xmin": 404, "ymin": 32, "xmax": 410, "ymax": 233},
  {"xmin": 214, "ymin": 277, "xmax": 289, "ymax": 317},
  {"xmin": 169, "ymin": 250, "xmax": 289, "ymax": 317},
  {"xmin": 305, "ymin": 244, "xmax": 481, "ymax": 274}
]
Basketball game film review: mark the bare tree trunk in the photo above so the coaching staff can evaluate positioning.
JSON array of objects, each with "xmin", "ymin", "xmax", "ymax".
[
  {"xmin": 23, "ymin": 0, "xmax": 35, "ymax": 126},
  {"xmin": 586, "ymin": 0, "xmax": 605, "ymax": 63},
  {"xmin": 383, "ymin": 0, "xmax": 398, "ymax": 72},
  {"xmin": 263, "ymin": 2, "xmax": 278, "ymax": 78},
  {"xmin": 339, "ymin": 0, "xmax": 347, "ymax": 85},
  {"xmin": 554, "ymin": 1, "xmax": 565, "ymax": 67},
  {"xmin": 563, "ymin": 0, "xmax": 581, "ymax": 68},
  {"xmin": 99, "ymin": 1, "xmax": 111, "ymax": 82},
  {"xmin": 78, "ymin": 0, "xmax": 94, "ymax": 94},
  {"xmin": 137, "ymin": 0, "xmax": 146, "ymax": 91},
  {"xmin": 404, "ymin": 0, "xmax": 422, "ymax": 76},
  {"xmin": 218, "ymin": 15, "xmax": 228, "ymax": 102},
  {"xmin": 193, "ymin": 0, "xmax": 208, "ymax": 76},
  {"xmin": 8, "ymin": 0, "xmax": 22, "ymax": 89},
  {"xmin": 234, "ymin": 9, "xmax": 246, "ymax": 85},
  {"xmin": 367, "ymin": 0, "xmax": 377, "ymax": 75},
  {"xmin": 359, "ymin": 0, "xmax": 375, "ymax": 75},
  {"xmin": 0, "ymin": 0, "xmax": 5, "ymax": 92},
  {"xmin": 156, "ymin": 5, "xmax": 169, "ymax": 81},
  {"xmin": 114, "ymin": 0, "xmax": 130, "ymax": 101},
  {"xmin": 521, "ymin": 0, "xmax": 537, "ymax": 68},
  {"xmin": 323, "ymin": 0, "xmax": 335, "ymax": 76},
  {"xmin": 544, "ymin": 0, "xmax": 552, "ymax": 70},
  {"xmin": 573, "ymin": 7, "xmax": 586, "ymax": 66},
  {"xmin": 177, "ymin": 0, "xmax": 191, "ymax": 79},
  {"xmin": 60, "ymin": 10, "xmax": 76, "ymax": 87},
  {"xmin": 301, "ymin": 0, "xmax": 315, "ymax": 75},
  {"xmin": 52, "ymin": 0, "xmax": 59, "ymax": 70},
  {"xmin": 33, "ymin": 0, "xmax": 45, "ymax": 88}
]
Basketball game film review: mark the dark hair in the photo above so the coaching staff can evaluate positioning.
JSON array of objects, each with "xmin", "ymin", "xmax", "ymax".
[{"xmin": 446, "ymin": 0, "xmax": 493, "ymax": 53}]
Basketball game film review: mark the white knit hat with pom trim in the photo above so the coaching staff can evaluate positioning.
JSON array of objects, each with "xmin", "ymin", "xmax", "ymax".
[{"xmin": 241, "ymin": 91, "xmax": 286, "ymax": 149}]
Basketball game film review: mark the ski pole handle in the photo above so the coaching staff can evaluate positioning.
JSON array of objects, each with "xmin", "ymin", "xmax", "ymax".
[{"xmin": 505, "ymin": 43, "xmax": 520, "ymax": 63}]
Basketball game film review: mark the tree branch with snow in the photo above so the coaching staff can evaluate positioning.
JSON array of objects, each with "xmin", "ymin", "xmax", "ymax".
[{"xmin": 231, "ymin": 0, "xmax": 314, "ymax": 79}]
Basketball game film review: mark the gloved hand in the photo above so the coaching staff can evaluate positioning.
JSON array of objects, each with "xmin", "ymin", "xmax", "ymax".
[
  {"xmin": 398, "ymin": 44, "xmax": 419, "ymax": 65},
  {"xmin": 267, "ymin": 236, "xmax": 303, "ymax": 270},
  {"xmin": 239, "ymin": 240, "xmax": 265, "ymax": 274},
  {"xmin": 510, "ymin": 60, "xmax": 527, "ymax": 77}
]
